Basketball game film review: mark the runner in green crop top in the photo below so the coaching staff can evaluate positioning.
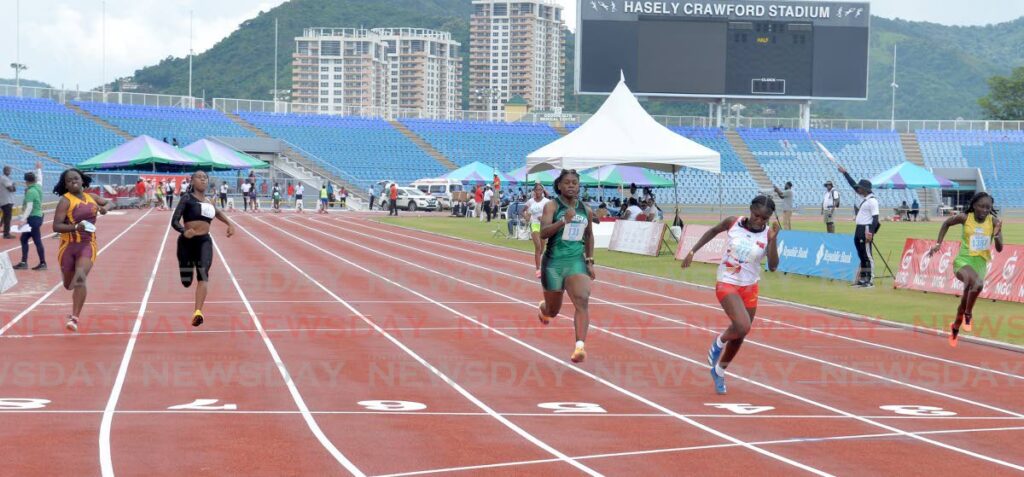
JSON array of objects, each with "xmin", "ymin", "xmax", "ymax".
[{"xmin": 536, "ymin": 169, "xmax": 595, "ymax": 364}]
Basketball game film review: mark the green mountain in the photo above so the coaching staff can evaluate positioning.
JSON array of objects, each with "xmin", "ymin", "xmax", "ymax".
[
  {"xmin": 0, "ymin": 78, "xmax": 53, "ymax": 89},
  {"xmin": 132, "ymin": 0, "xmax": 471, "ymax": 103},
  {"xmin": 128, "ymin": 0, "xmax": 1024, "ymax": 120}
]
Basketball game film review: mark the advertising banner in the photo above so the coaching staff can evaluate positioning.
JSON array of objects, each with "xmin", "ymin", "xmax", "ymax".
[{"xmin": 895, "ymin": 239, "xmax": 1024, "ymax": 303}]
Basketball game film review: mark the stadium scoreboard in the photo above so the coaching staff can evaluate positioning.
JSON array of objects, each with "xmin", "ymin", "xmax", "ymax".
[{"xmin": 577, "ymin": 0, "xmax": 871, "ymax": 100}]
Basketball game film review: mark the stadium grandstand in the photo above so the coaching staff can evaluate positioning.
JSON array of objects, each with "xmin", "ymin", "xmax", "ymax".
[{"xmin": 0, "ymin": 89, "xmax": 1020, "ymax": 212}]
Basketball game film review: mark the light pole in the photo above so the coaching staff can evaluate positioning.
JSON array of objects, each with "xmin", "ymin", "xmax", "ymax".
[
  {"xmin": 10, "ymin": 63, "xmax": 27, "ymax": 95},
  {"xmin": 891, "ymin": 43, "xmax": 899, "ymax": 131},
  {"xmin": 474, "ymin": 87, "xmax": 501, "ymax": 122}
]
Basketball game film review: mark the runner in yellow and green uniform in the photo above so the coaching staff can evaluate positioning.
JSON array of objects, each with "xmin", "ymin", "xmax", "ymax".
[{"xmin": 928, "ymin": 192, "xmax": 1003, "ymax": 347}]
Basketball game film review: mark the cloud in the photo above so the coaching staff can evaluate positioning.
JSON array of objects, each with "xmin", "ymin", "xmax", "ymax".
[
  {"xmin": 0, "ymin": 0, "xmax": 283, "ymax": 90},
  {"xmin": 3, "ymin": 0, "xmax": 1023, "ymax": 92}
]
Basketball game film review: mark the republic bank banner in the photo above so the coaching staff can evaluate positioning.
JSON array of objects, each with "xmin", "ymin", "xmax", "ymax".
[
  {"xmin": 773, "ymin": 231, "xmax": 859, "ymax": 281},
  {"xmin": 676, "ymin": 228, "xmax": 858, "ymax": 281},
  {"xmin": 895, "ymin": 239, "xmax": 1024, "ymax": 304}
]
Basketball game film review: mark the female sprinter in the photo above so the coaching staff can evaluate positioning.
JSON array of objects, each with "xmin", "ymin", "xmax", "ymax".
[
  {"xmin": 522, "ymin": 181, "xmax": 550, "ymax": 278},
  {"xmin": 536, "ymin": 170, "xmax": 596, "ymax": 363},
  {"xmin": 53, "ymin": 168, "xmax": 111, "ymax": 332},
  {"xmin": 682, "ymin": 195, "xmax": 780, "ymax": 394},
  {"xmin": 927, "ymin": 192, "xmax": 1003, "ymax": 347},
  {"xmin": 171, "ymin": 170, "xmax": 236, "ymax": 327}
]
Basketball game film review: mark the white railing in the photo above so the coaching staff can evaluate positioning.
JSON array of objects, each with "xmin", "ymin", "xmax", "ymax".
[{"xmin": 0, "ymin": 85, "xmax": 200, "ymax": 108}]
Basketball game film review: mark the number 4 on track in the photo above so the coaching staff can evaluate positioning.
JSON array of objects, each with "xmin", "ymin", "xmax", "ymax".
[
  {"xmin": 168, "ymin": 399, "xmax": 238, "ymax": 411},
  {"xmin": 704, "ymin": 403, "xmax": 775, "ymax": 415},
  {"xmin": 880, "ymin": 405, "xmax": 956, "ymax": 417}
]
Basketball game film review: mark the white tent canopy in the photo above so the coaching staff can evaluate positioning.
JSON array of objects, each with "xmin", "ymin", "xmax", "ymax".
[{"xmin": 526, "ymin": 74, "xmax": 721, "ymax": 175}]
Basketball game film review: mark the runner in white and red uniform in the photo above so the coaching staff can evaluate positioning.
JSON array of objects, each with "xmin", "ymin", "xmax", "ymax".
[{"xmin": 681, "ymin": 195, "xmax": 780, "ymax": 394}]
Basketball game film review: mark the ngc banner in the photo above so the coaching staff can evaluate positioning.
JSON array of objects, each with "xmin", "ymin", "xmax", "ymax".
[
  {"xmin": 894, "ymin": 239, "xmax": 1024, "ymax": 303},
  {"xmin": 675, "ymin": 224, "xmax": 728, "ymax": 263}
]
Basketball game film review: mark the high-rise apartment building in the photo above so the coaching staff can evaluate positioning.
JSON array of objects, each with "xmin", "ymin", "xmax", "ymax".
[
  {"xmin": 292, "ymin": 28, "xmax": 461, "ymax": 117},
  {"xmin": 377, "ymin": 28, "xmax": 462, "ymax": 117},
  {"xmin": 470, "ymin": 0, "xmax": 566, "ymax": 118}
]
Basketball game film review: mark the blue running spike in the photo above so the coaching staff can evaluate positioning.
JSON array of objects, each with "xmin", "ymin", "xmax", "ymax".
[{"xmin": 711, "ymin": 367, "xmax": 727, "ymax": 395}]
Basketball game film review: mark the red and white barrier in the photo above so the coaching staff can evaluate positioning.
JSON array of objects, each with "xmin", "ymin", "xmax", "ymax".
[
  {"xmin": 895, "ymin": 239, "xmax": 1024, "ymax": 303},
  {"xmin": 675, "ymin": 224, "xmax": 728, "ymax": 263}
]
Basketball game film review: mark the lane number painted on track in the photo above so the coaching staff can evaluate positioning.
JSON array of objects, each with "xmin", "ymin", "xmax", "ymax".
[
  {"xmin": 879, "ymin": 405, "xmax": 957, "ymax": 417},
  {"xmin": 0, "ymin": 398, "xmax": 50, "ymax": 410},
  {"xmin": 704, "ymin": 403, "xmax": 775, "ymax": 415},
  {"xmin": 168, "ymin": 399, "xmax": 238, "ymax": 411},
  {"xmin": 537, "ymin": 402, "xmax": 607, "ymax": 414},
  {"xmin": 358, "ymin": 400, "xmax": 427, "ymax": 412}
]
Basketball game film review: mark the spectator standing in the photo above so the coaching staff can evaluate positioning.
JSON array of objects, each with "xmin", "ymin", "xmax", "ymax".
[
  {"xmin": 911, "ymin": 199, "xmax": 920, "ymax": 222},
  {"xmin": 367, "ymin": 184, "xmax": 376, "ymax": 210},
  {"xmin": 12, "ymin": 169, "xmax": 45, "ymax": 270},
  {"xmin": 295, "ymin": 183, "xmax": 305, "ymax": 212},
  {"xmin": 822, "ymin": 180, "xmax": 839, "ymax": 233},
  {"xmin": 482, "ymin": 186, "xmax": 494, "ymax": 222},
  {"xmin": 389, "ymin": 183, "xmax": 399, "ymax": 216},
  {"xmin": 241, "ymin": 180, "xmax": 252, "ymax": 211},
  {"xmin": 774, "ymin": 182, "xmax": 794, "ymax": 230},
  {"xmin": 287, "ymin": 183, "xmax": 295, "ymax": 202},
  {"xmin": 219, "ymin": 181, "xmax": 228, "ymax": 209},
  {"xmin": 165, "ymin": 180, "xmax": 176, "ymax": 209},
  {"xmin": 839, "ymin": 166, "xmax": 880, "ymax": 288},
  {"xmin": 0, "ymin": 165, "xmax": 16, "ymax": 238},
  {"xmin": 327, "ymin": 182, "xmax": 335, "ymax": 208},
  {"xmin": 473, "ymin": 185, "xmax": 484, "ymax": 219}
]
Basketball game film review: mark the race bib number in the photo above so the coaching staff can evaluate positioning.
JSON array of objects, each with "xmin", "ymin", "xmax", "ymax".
[
  {"xmin": 728, "ymin": 236, "xmax": 760, "ymax": 264},
  {"xmin": 200, "ymin": 202, "xmax": 216, "ymax": 219},
  {"xmin": 562, "ymin": 217, "xmax": 587, "ymax": 242},
  {"xmin": 970, "ymin": 229, "xmax": 990, "ymax": 252}
]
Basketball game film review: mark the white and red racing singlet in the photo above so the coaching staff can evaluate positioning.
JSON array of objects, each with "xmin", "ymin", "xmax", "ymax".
[{"xmin": 717, "ymin": 217, "xmax": 769, "ymax": 287}]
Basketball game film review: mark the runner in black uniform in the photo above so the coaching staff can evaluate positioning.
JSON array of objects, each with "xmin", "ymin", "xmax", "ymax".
[{"xmin": 171, "ymin": 170, "xmax": 236, "ymax": 327}]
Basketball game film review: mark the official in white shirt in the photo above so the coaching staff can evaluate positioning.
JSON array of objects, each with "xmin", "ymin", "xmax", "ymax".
[
  {"xmin": 839, "ymin": 167, "xmax": 880, "ymax": 288},
  {"xmin": 822, "ymin": 180, "xmax": 840, "ymax": 234}
]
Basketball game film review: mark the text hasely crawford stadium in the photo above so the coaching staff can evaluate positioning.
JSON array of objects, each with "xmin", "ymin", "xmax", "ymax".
[{"xmin": 623, "ymin": 1, "xmax": 837, "ymax": 19}]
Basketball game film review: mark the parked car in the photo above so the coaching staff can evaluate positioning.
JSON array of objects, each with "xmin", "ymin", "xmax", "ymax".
[
  {"xmin": 396, "ymin": 187, "xmax": 439, "ymax": 211},
  {"xmin": 410, "ymin": 178, "xmax": 463, "ymax": 210}
]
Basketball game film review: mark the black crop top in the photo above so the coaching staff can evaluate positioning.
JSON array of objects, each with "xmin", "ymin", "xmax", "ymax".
[{"xmin": 171, "ymin": 194, "xmax": 215, "ymax": 233}]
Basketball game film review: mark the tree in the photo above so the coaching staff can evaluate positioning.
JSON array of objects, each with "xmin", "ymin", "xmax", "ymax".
[{"xmin": 978, "ymin": 66, "xmax": 1024, "ymax": 120}]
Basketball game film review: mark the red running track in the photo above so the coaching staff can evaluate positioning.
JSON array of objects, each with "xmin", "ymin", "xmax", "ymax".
[{"xmin": 0, "ymin": 208, "xmax": 1022, "ymax": 476}]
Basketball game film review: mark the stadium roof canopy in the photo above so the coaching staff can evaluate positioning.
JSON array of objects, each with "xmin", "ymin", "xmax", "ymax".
[{"xmin": 526, "ymin": 73, "xmax": 720, "ymax": 175}]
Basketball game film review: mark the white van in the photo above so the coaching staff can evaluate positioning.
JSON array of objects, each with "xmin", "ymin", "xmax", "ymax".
[{"xmin": 410, "ymin": 178, "xmax": 463, "ymax": 210}]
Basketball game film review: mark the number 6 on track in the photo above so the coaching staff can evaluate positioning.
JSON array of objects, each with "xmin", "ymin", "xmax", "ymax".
[
  {"xmin": 537, "ymin": 402, "xmax": 607, "ymax": 414},
  {"xmin": 879, "ymin": 405, "xmax": 956, "ymax": 417}
]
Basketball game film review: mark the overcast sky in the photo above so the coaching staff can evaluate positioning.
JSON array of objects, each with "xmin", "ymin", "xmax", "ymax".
[{"xmin": 3, "ymin": 0, "xmax": 1024, "ymax": 91}]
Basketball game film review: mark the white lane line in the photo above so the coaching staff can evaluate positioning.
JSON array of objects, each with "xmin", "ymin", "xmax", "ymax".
[
  {"xmin": 268, "ymin": 216, "xmax": 833, "ymax": 477},
  {"xmin": 339, "ymin": 218, "xmax": 1024, "ymax": 393},
  {"xmin": 343, "ymin": 217, "xmax": 1024, "ymax": 379},
  {"xmin": 300, "ymin": 216, "xmax": 1024, "ymax": 472},
  {"xmin": 0, "ymin": 209, "xmax": 154, "ymax": 336},
  {"xmin": 99, "ymin": 220, "xmax": 171, "ymax": 477},
  {"xmin": 375, "ymin": 425, "xmax": 1024, "ymax": 477},
  {"xmin": 7, "ymin": 409, "xmax": 1024, "ymax": 420},
  {"xmin": 212, "ymin": 234, "xmax": 366, "ymax": 476},
  {"xmin": 239, "ymin": 216, "xmax": 602, "ymax": 477},
  {"xmin": 0, "ymin": 325, "xmax": 902, "ymax": 340}
]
